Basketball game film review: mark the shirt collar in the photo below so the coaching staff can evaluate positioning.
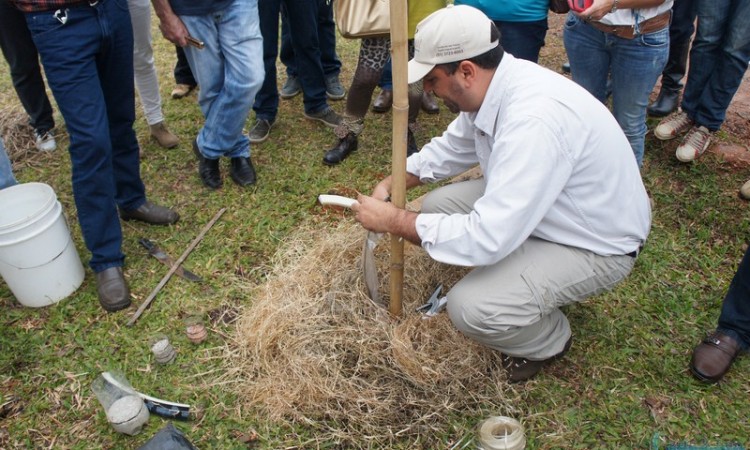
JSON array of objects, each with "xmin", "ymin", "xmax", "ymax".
[{"xmin": 473, "ymin": 53, "xmax": 516, "ymax": 136}]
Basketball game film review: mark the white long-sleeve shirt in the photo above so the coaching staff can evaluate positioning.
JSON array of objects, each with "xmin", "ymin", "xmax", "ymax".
[{"xmin": 407, "ymin": 54, "xmax": 651, "ymax": 267}]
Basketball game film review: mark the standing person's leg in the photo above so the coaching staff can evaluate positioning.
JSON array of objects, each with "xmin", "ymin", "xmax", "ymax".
[
  {"xmin": 691, "ymin": 245, "xmax": 750, "ymax": 383},
  {"xmin": 0, "ymin": 0, "xmax": 56, "ymax": 151},
  {"xmin": 278, "ymin": 8, "xmax": 302, "ymax": 99},
  {"xmin": 26, "ymin": 5, "xmax": 129, "ymax": 273},
  {"xmin": 564, "ymin": 15, "xmax": 612, "ymax": 104},
  {"xmin": 671, "ymin": 0, "xmax": 750, "ymax": 162},
  {"xmin": 372, "ymin": 58, "xmax": 393, "ymax": 113},
  {"xmin": 127, "ymin": 0, "xmax": 179, "ymax": 148},
  {"xmin": 647, "ymin": 0, "xmax": 696, "ymax": 117},
  {"xmin": 609, "ymin": 28, "xmax": 669, "ymax": 167},
  {"xmin": 172, "ymin": 45, "xmax": 197, "ymax": 98},
  {"xmin": 248, "ymin": 0, "xmax": 281, "ymax": 144},
  {"xmin": 285, "ymin": 0, "xmax": 338, "ymax": 121},
  {"xmin": 317, "ymin": 0, "xmax": 344, "ymax": 100},
  {"xmin": 494, "ymin": 19, "xmax": 549, "ymax": 63},
  {"xmin": 0, "ymin": 138, "xmax": 18, "ymax": 190}
]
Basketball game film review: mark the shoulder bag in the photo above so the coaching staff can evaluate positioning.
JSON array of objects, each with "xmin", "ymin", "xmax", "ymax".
[{"xmin": 334, "ymin": 0, "xmax": 391, "ymax": 39}]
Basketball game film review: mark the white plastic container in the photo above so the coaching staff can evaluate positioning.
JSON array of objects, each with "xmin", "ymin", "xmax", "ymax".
[
  {"xmin": 476, "ymin": 416, "xmax": 526, "ymax": 450},
  {"xmin": 0, "ymin": 182, "xmax": 84, "ymax": 307}
]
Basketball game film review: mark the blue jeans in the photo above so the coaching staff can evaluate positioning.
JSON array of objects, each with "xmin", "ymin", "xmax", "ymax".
[
  {"xmin": 495, "ymin": 18, "xmax": 549, "ymax": 63},
  {"xmin": 280, "ymin": 0, "xmax": 340, "ymax": 79},
  {"xmin": 25, "ymin": 0, "xmax": 146, "ymax": 272},
  {"xmin": 253, "ymin": 0, "xmax": 328, "ymax": 122},
  {"xmin": 680, "ymin": 0, "xmax": 750, "ymax": 131},
  {"xmin": 718, "ymin": 246, "xmax": 750, "ymax": 350},
  {"xmin": 379, "ymin": 58, "xmax": 393, "ymax": 90},
  {"xmin": 0, "ymin": 138, "xmax": 17, "ymax": 190},
  {"xmin": 564, "ymin": 13, "xmax": 669, "ymax": 167},
  {"xmin": 181, "ymin": 0, "xmax": 263, "ymax": 159}
]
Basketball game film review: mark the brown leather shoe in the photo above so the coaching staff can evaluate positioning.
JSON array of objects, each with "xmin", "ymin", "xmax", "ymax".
[
  {"xmin": 119, "ymin": 201, "xmax": 180, "ymax": 225},
  {"xmin": 371, "ymin": 88, "xmax": 393, "ymax": 113},
  {"xmin": 96, "ymin": 267, "xmax": 130, "ymax": 312},
  {"xmin": 421, "ymin": 91, "xmax": 439, "ymax": 114},
  {"xmin": 690, "ymin": 331, "xmax": 742, "ymax": 383},
  {"xmin": 502, "ymin": 336, "xmax": 572, "ymax": 383}
]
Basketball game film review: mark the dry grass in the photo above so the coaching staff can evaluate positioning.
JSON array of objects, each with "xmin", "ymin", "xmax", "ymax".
[{"xmin": 231, "ymin": 218, "xmax": 519, "ymax": 447}]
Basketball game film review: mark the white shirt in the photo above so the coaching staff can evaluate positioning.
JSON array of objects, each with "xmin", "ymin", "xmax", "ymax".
[{"xmin": 407, "ymin": 54, "xmax": 651, "ymax": 267}]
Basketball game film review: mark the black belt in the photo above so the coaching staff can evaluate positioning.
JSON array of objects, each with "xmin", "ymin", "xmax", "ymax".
[{"xmin": 626, "ymin": 244, "xmax": 645, "ymax": 258}]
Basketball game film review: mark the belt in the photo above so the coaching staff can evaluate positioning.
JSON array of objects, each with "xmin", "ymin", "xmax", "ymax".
[
  {"xmin": 587, "ymin": 10, "xmax": 671, "ymax": 40},
  {"xmin": 626, "ymin": 244, "xmax": 645, "ymax": 259}
]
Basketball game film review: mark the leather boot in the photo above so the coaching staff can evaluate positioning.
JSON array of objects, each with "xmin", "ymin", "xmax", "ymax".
[
  {"xmin": 119, "ymin": 201, "xmax": 179, "ymax": 224},
  {"xmin": 690, "ymin": 331, "xmax": 742, "ymax": 383},
  {"xmin": 96, "ymin": 267, "xmax": 130, "ymax": 312},
  {"xmin": 230, "ymin": 156, "xmax": 257, "ymax": 187},
  {"xmin": 150, "ymin": 121, "xmax": 180, "ymax": 148},
  {"xmin": 648, "ymin": 41, "xmax": 690, "ymax": 117},
  {"xmin": 323, "ymin": 133, "xmax": 358, "ymax": 166},
  {"xmin": 371, "ymin": 89, "xmax": 393, "ymax": 113},
  {"xmin": 192, "ymin": 139, "xmax": 222, "ymax": 189}
]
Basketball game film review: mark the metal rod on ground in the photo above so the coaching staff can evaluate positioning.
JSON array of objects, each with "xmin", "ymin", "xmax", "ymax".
[
  {"xmin": 126, "ymin": 207, "xmax": 227, "ymax": 326},
  {"xmin": 389, "ymin": 0, "xmax": 408, "ymax": 316}
]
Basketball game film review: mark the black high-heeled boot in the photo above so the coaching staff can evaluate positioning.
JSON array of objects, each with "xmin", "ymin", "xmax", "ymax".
[{"xmin": 323, "ymin": 132, "xmax": 358, "ymax": 166}]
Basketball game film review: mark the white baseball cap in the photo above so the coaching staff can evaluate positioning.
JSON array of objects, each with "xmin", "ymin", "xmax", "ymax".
[{"xmin": 408, "ymin": 4, "xmax": 499, "ymax": 84}]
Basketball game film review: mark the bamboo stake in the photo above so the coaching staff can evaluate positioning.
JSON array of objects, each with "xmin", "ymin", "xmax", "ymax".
[
  {"xmin": 389, "ymin": 0, "xmax": 409, "ymax": 316},
  {"xmin": 126, "ymin": 207, "xmax": 227, "ymax": 326}
]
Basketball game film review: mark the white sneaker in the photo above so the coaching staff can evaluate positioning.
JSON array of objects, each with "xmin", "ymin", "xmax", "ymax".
[
  {"xmin": 675, "ymin": 126, "xmax": 712, "ymax": 163},
  {"xmin": 654, "ymin": 110, "xmax": 693, "ymax": 141},
  {"xmin": 34, "ymin": 129, "xmax": 56, "ymax": 152}
]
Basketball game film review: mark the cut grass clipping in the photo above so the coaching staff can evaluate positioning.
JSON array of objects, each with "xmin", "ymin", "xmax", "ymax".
[{"xmin": 232, "ymin": 218, "xmax": 518, "ymax": 446}]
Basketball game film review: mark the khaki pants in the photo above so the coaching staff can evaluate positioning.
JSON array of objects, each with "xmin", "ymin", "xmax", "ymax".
[{"xmin": 422, "ymin": 179, "xmax": 635, "ymax": 360}]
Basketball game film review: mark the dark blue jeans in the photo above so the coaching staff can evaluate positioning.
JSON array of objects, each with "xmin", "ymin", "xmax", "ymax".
[
  {"xmin": 25, "ymin": 0, "xmax": 146, "ymax": 272},
  {"xmin": 280, "ymin": 0, "xmax": 340, "ymax": 78},
  {"xmin": 495, "ymin": 18, "xmax": 549, "ymax": 63},
  {"xmin": 254, "ymin": 0, "xmax": 328, "ymax": 121},
  {"xmin": 680, "ymin": 0, "xmax": 750, "ymax": 131},
  {"xmin": 0, "ymin": 0, "xmax": 54, "ymax": 132},
  {"xmin": 718, "ymin": 246, "xmax": 750, "ymax": 350}
]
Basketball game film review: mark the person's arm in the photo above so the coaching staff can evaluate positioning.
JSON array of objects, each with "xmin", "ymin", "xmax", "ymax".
[
  {"xmin": 353, "ymin": 172, "xmax": 423, "ymax": 244},
  {"xmin": 151, "ymin": 0, "xmax": 190, "ymax": 47},
  {"xmin": 581, "ymin": 0, "xmax": 667, "ymax": 21}
]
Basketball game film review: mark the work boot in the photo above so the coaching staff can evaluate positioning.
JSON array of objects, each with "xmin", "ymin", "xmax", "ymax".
[
  {"xmin": 230, "ymin": 156, "xmax": 257, "ymax": 187},
  {"xmin": 372, "ymin": 88, "xmax": 393, "ymax": 113},
  {"xmin": 502, "ymin": 336, "xmax": 572, "ymax": 383},
  {"xmin": 96, "ymin": 267, "xmax": 130, "ymax": 312},
  {"xmin": 119, "ymin": 201, "xmax": 179, "ymax": 224},
  {"xmin": 421, "ymin": 92, "xmax": 439, "ymax": 114},
  {"xmin": 150, "ymin": 121, "xmax": 180, "ymax": 148},
  {"xmin": 323, "ymin": 133, "xmax": 358, "ymax": 166},
  {"xmin": 192, "ymin": 139, "xmax": 222, "ymax": 189}
]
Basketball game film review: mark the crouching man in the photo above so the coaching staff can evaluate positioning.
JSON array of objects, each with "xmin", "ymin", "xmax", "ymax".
[{"xmin": 351, "ymin": 5, "xmax": 651, "ymax": 382}]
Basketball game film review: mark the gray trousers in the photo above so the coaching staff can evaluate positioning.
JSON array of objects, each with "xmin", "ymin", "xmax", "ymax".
[{"xmin": 421, "ymin": 179, "xmax": 635, "ymax": 360}]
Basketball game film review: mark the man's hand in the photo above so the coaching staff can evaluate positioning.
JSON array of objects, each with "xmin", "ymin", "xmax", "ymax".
[
  {"xmin": 352, "ymin": 194, "xmax": 421, "ymax": 245},
  {"xmin": 151, "ymin": 0, "xmax": 190, "ymax": 46}
]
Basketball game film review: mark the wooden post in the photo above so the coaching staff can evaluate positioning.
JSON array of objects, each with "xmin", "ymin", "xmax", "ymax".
[{"xmin": 389, "ymin": 0, "xmax": 408, "ymax": 316}]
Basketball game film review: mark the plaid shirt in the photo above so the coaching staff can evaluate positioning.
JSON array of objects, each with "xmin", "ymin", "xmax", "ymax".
[{"xmin": 13, "ymin": 0, "xmax": 88, "ymax": 13}]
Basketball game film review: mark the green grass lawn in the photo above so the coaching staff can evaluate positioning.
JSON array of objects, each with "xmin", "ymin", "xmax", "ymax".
[{"xmin": 1, "ymin": 15, "xmax": 749, "ymax": 450}]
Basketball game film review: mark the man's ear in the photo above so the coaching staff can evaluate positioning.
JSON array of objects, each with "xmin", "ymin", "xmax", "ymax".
[{"xmin": 457, "ymin": 60, "xmax": 477, "ymax": 85}]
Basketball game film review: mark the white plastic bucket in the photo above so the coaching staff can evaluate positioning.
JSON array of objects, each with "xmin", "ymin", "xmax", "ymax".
[{"xmin": 0, "ymin": 182, "xmax": 85, "ymax": 307}]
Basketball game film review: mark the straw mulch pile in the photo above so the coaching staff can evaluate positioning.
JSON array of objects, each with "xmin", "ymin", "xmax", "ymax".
[
  {"xmin": 232, "ymin": 217, "xmax": 518, "ymax": 447},
  {"xmin": 0, "ymin": 105, "xmax": 50, "ymax": 170}
]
